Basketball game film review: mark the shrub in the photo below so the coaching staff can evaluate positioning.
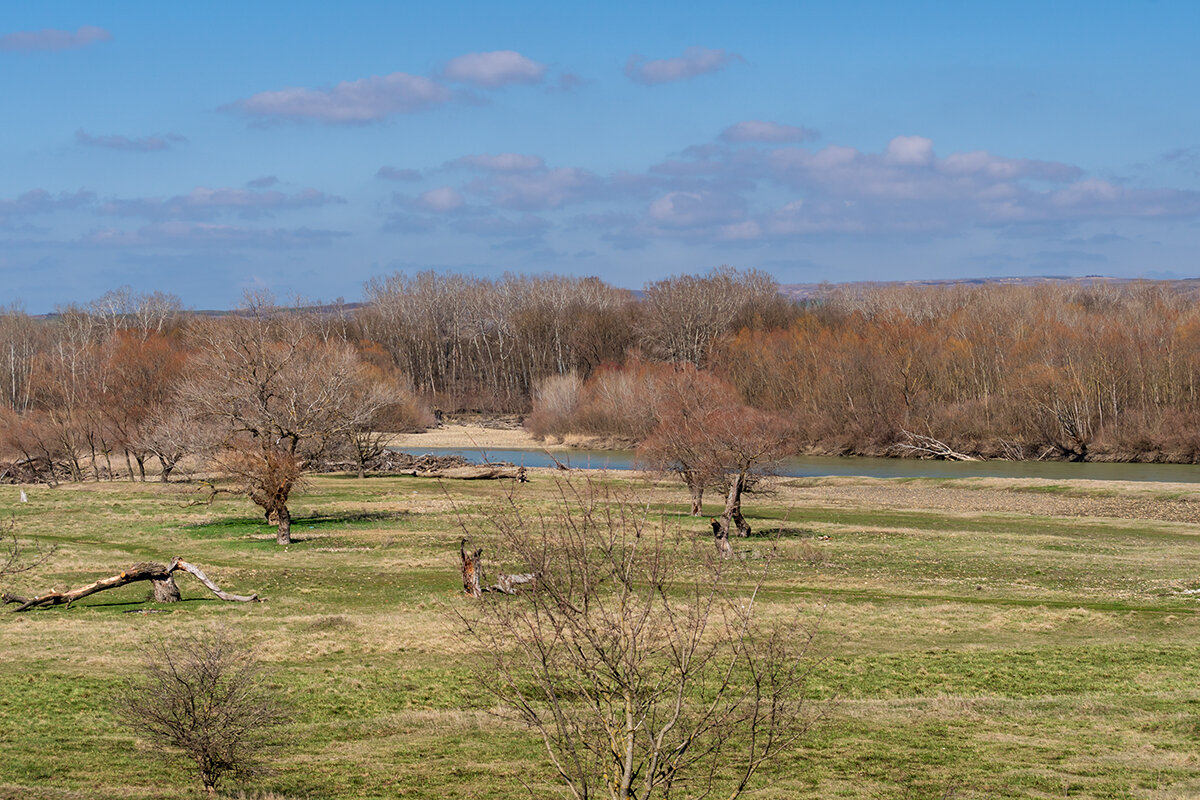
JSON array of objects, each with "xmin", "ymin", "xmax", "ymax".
[{"xmin": 118, "ymin": 628, "xmax": 288, "ymax": 796}]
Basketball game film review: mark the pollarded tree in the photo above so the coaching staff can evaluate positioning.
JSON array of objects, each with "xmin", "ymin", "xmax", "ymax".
[
  {"xmin": 702, "ymin": 405, "xmax": 794, "ymax": 540},
  {"xmin": 636, "ymin": 365, "xmax": 734, "ymax": 516},
  {"xmin": 640, "ymin": 374, "xmax": 793, "ymax": 543},
  {"xmin": 184, "ymin": 300, "xmax": 386, "ymax": 544}
]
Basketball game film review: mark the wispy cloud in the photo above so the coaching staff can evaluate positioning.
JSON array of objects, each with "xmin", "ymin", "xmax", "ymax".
[
  {"xmin": 442, "ymin": 50, "xmax": 546, "ymax": 87},
  {"xmin": 0, "ymin": 25, "xmax": 111, "ymax": 52},
  {"xmin": 100, "ymin": 186, "xmax": 344, "ymax": 221},
  {"xmin": 75, "ymin": 129, "xmax": 187, "ymax": 152},
  {"xmin": 416, "ymin": 187, "xmax": 466, "ymax": 213},
  {"xmin": 0, "ymin": 188, "xmax": 95, "ymax": 215},
  {"xmin": 83, "ymin": 222, "xmax": 347, "ymax": 248},
  {"xmin": 625, "ymin": 47, "xmax": 742, "ymax": 85},
  {"xmin": 376, "ymin": 166, "xmax": 424, "ymax": 182},
  {"xmin": 467, "ymin": 167, "xmax": 609, "ymax": 210},
  {"xmin": 451, "ymin": 153, "xmax": 545, "ymax": 172},
  {"xmin": 0, "ymin": 189, "xmax": 95, "ymax": 227},
  {"xmin": 452, "ymin": 213, "xmax": 550, "ymax": 237},
  {"xmin": 224, "ymin": 72, "xmax": 452, "ymax": 123},
  {"xmin": 720, "ymin": 120, "xmax": 818, "ymax": 144}
]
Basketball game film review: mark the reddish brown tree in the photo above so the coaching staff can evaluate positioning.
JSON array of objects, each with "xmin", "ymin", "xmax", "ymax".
[{"xmin": 184, "ymin": 302, "xmax": 391, "ymax": 544}]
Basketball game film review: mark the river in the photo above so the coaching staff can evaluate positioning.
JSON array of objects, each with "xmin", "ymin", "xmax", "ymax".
[{"xmin": 391, "ymin": 447, "xmax": 1200, "ymax": 484}]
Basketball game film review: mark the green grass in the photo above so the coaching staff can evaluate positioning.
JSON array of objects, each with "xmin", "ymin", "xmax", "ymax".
[{"xmin": 1, "ymin": 471, "xmax": 1199, "ymax": 798}]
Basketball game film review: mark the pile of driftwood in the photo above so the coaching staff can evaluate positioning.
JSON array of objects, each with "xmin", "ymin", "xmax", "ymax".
[
  {"xmin": 0, "ymin": 457, "xmax": 69, "ymax": 485},
  {"xmin": 316, "ymin": 451, "xmax": 527, "ymax": 480}
]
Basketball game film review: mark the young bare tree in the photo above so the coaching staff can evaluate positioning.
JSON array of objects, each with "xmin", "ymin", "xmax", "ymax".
[
  {"xmin": 460, "ymin": 477, "xmax": 821, "ymax": 800},
  {"xmin": 0, "ymin": 517, "xmax": 53, "ymax": 587},
  {"xmin": 118, "ymin": 628, "xmax": 287, "ymax": 796}
]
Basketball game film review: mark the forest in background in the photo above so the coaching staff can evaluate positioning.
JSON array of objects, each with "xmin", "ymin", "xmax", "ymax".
[{"xmin": 4, "ymin": 268, "xmax": 1200, "ymax": 483}]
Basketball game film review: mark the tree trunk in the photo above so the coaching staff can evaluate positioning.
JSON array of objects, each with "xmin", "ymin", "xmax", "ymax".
[
  {"xmin": 124, "ymin": 449, "xmax": 136, "ymax": 481},
  {"xmin": 460, "ymin": 538, "xmax": 483, "ymax": 597},
  {"xmin": 721, "ymin": 474, "xmax": 751, "ymax": 537},
  {"xmin": 135, "ymin": 454, "xmax": 147, "ymax": 482},
  {"xmin": 688, "ymin": 483, "xmax": 704, "ymax": 516},
  {"xmin": 275, "ymin": 505, "xmax": 291, "ymax": 545},
  {"xmin": 710, "ymin": 518, "xmax": 732, "ymax": 559},
  {"xmin": 151, "ymin": 575, "xmax": 182, "ymax": 603}
]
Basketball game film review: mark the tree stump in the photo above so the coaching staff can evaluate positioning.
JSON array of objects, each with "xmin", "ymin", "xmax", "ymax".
[
  {"xmin": 460, "ymin": 539, "xmax": 483, "ymax": 598},
  {"xmin": 151, "ymin": 575, "xmax": 182, "ymax": 603},
  {"xmin": 711, "ymin": 518, "xmax": 732, "ymax": 559}
]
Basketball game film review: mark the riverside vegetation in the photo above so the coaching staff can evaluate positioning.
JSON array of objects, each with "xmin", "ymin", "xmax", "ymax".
[
  {"xmin": 9, "ymin": 273, "xmax": 1200, "ymax": 492},
  {"xmin": 2, "ymin": 468, "xmax": 1199, "ymax": 798}
]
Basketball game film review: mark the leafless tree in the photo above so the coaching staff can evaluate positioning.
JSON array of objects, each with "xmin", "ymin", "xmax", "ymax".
[
  {"xmin": 638, "ymin": 267, "xmax": 791, "ymax": 368},
  {"xmin": 118, "ymin": 628, "xmax": 287, "ymax": 796},
  {"xmin": 184, "ymin": 297, "xmax": 384, "ymax": 543},
  {"xmin": 459, "ymin": 477, "xmax": 822, "ymax": 800},
  {"xmin": 0, "ymin": 517, "xmax": 53, "ymax": 586}
]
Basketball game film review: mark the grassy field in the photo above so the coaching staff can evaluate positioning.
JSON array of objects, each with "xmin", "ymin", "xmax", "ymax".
[{"xmin": 1, "ymin": 469, "xmax": 1199, "ymax": 799}]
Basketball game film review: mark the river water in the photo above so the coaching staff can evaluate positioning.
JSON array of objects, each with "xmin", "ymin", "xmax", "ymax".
[{"xmin": 391, "ymin": 447, "xmax": 1200, "ymax": 484}]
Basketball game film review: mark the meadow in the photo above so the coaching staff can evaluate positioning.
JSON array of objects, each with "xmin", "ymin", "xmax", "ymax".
[{"xmin": 1, "ymin": 469, "xmax": 1199, "ymax": 799}]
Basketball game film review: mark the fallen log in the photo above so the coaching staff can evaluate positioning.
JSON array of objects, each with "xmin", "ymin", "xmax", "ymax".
[
  {"xmin": 418, "ymin": 465, "xmax": 524, "ymax": 480},
  {"xmin": 2, "ymin": 556, "xmax": 262, "ymax": 612},
  {"xmin": 894, "ymin": 430, "xmax": 980, "ymax": 461},
  {"xmin": 489, "ymin": 572, "xmax": 535, "ymax": 595},
  {"xmin": 459, "ymin": 538, "xmax": 535, "ymax": 597}
]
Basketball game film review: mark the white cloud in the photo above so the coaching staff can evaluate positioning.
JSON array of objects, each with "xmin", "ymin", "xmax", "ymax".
[
  {"xmin": 376, "ymin": 166, "xmax": 423, "ymax": 182},
  {"xmin": 471, "ymin": 167, "xmax": 606, "ymax": 210},
  {"xmin": 0, "ymin": 189, "xmax": 95, "ymax": 217},
  {"xmin": 720, "ymin": 120, "xmax": 818, "ymax": 143},
  {"xmin": 75, "ymin": 129, "xmax": 187, "ymax": 152},
  {"xmin": 0, "ymin": 26, "xmax": 110, "ymax": 52},
  {"xmin": 452, "ymin": 153, "xmax": 545, "ymax": 172},
  {"xmin": 884, "ymin": 136, "xmax": 935, "ymax": 166},
  {"xmin": 83, "ymin": 222, "xmax": 347, "ymax": 248},
  {"xmin": 626, "ymin": 47, "xmax": 742, "ymax": 85},
  {"xmin": 647, "ymin": 191, "xmax": 745, "ymax": 228},
  {"xmin": 442, "ymin": 50, "xmax": 546, "ymax": 87},
  {"xmin": 418, "ymin": 187, "xmax": 466, "ymax": 213},
  {"xmin": 225, "ymin": 72, "xmax": 451, "ymax": 123},
  {"xmin": 100, "ymin": 186, "xmax": 344, "ymax": 220},
  {"xmin": 452, "ymin": 213, "xmax": 550, "ymax": 237}
]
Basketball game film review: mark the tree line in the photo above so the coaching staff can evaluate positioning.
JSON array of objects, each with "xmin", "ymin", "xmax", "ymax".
[
  {"xmin": 4, "ymin": 273, "xmax": 1200, "ymax": 501},
  {"xmin": 529, "ymin": 278, "xmax": 1200, "ymax": 465}
]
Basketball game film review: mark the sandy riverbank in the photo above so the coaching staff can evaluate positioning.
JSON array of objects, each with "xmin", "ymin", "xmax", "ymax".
[{"xmin": 386, "ymin": 423, "xmax": 561, "ymax": 451}]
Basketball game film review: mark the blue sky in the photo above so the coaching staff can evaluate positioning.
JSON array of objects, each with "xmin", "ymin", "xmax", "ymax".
[{"xmin": 2, "ymin": 0, "xmax": 1199, "ymax": 311}]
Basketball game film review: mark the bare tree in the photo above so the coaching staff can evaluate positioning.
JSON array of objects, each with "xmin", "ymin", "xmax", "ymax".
[
  {"xmin": 639, "ymin": 267, "xmax": 790, "ymax": 368},
  {"xmin": 636, "ymin": 366, "xmax": 734, "ymax": 516},
  {"xmin": 184, "ymin": 299, "xmax": 381, "ymax": 544},
  {"xmin": 118, "ymin": 628, "xmax": 287, "ymax": 796},
  {"xmin": 0, "ymin": 517, "xmax": 53, "ymax": 587},
  {"xmin": 459, "ymin": 477, "xmax": 821, "ymax": 800}
]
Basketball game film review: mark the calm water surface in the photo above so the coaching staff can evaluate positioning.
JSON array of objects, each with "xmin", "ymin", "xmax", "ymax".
[{"xmin": 392, "ymin": 447, "xmax": 1200, "ymax": 484}]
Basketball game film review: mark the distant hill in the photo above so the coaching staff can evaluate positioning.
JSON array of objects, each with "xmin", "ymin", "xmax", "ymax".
[{"xmin": 777, "ymin": 275, "xmax": 1200, "ymax": 300}]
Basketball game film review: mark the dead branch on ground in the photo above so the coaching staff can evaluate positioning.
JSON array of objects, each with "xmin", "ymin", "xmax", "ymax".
[{"xmin": 3, "ymin": 556, "xmax": 262, "ymax": 612}]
